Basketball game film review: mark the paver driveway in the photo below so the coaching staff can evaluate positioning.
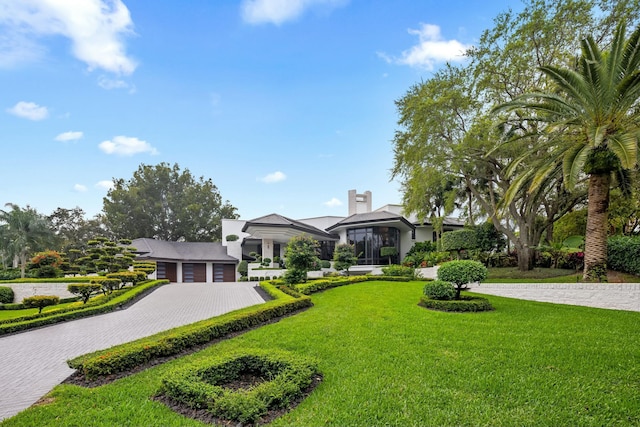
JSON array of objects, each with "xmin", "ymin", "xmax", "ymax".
[{"xmin": 0, "ymin": 282, "xmax": 265, "ymax": 421}]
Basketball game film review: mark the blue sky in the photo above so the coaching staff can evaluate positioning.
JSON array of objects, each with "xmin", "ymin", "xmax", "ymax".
[{"xmin": 1, "ymin": 0, "xmax": 523, "ymax": 221}]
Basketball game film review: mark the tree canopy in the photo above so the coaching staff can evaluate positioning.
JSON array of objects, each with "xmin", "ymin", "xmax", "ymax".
[
  {"xmin": 391, "ymin": 0, "xmax": 640, "ymax": 271},
  {"xmin": 102, "ymin": 163, "xmax": 239, "ymax": 242}
]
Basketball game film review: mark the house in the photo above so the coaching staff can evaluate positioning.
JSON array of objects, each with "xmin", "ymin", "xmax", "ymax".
[{"xmin": 135, "ymin": 190, "xmax": 463, "ymax": 283}]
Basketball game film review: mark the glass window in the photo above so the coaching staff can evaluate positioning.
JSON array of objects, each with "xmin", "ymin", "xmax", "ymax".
[{"xmin": 347, "ymin": 226, "xmax": 400, "ymax": 265}]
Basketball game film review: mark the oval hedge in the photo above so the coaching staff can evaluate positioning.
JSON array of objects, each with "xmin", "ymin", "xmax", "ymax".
[{"xmin": 419, "ymin": 295, "xmax": 494, "ymax": 312}]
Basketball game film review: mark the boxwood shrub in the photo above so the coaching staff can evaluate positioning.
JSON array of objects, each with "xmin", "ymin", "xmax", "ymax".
[
  {"xmin": 419, "ymin": 295, "xmax": 494, "ymax": 312},
  {"xmin": 159, "ymin": 349, "xmax": 319, "ymax": 424},
  {"xmin": 0, "ymin": 286, "xmax": 14, "ymax": 304},
  {"xmin": 423, "ymin": 280, "xmax": 455, "ymax": 300},
  {"xmin": 608, "ymin": 235, "xmax": 640, "ymax": 276},
  {"xmin": 67, "ymin": 282, "xmax": 312, "ymax": 379}
]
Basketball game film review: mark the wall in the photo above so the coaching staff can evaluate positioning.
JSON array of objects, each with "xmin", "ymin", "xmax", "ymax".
[{"xmin": 4, "ymin": 283, "xmax": 76, "ymax": 303}]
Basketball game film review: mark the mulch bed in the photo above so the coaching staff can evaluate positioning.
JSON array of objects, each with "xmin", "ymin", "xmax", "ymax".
[{"xmin": 152, "ymin": 373, "xmax": 323, "ymax": 426}]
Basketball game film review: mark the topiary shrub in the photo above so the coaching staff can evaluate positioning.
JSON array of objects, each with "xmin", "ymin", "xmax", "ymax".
[
  {"xmin": 0, "ymin": 286, "xmax": 14, "ymax": 304},
  {"xmin": 237, "ymin": 260, "xmax": 248, "ymax": 278},
  {"xmin": 68, "ymin": 283, "xmax": 102, "ymax": 304},
  {"xmin": 437, "ymin": 260, "xmax": 487, "ymax": 299},
  {"xmin": 423, "ymin": 280, "xmax": 455, "ymax": 300},
  {"xmin": 284, "ymin": 269, "xmax": 307, "ymax": 286},
  {"xmin": 419, "ymin": 295, "xmax": 493, "ymax": 312},
  {"xmin": 225, "ymin": 234, "xmax": 239, "ymax": 242},
  {"xmin": 22, "ymin": 295, "xmax": 60, "ymax": 313},
  {"xmin": 320, "ymin": 260, "xmax": 331, "ymax": 269},
  {"xmin": 159, "ymin": 349, "xmax": 319, "ymax": 425}
]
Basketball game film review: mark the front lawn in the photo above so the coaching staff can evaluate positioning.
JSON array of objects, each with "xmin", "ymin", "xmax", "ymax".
[
  {"xmin": 3, "ymin": 280, "xmax": 639, "ymax": 426},
  {"xmin": 0, "ymin": 301, "xmax": 81, "ymax": 320}
]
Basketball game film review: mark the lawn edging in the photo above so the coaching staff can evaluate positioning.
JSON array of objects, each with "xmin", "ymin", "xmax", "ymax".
[
  {"xmin": 0, "ymin": 280, "xmax": 169, "ymax": 336},
  {"xmin": 67, "ymin": 282, "xmax": 312, "ymax": 380}
]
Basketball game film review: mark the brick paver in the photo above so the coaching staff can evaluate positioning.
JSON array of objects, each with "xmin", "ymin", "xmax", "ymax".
[
  {"xmin": 468, "ymin": 282, "xmax": 640, "ymax": 312},
  {"xmin": 0, "ymin": 282, "xmax": 265, "ymax": 421}
]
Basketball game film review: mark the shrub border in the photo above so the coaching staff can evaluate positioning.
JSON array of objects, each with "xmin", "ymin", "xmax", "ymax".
[
  {"xmin": 67, "ymin": 282, "xmax": 312, "ymax": 380},
  {"xmin": 159, "ymin": 349, "xmax": 319, "ymax": 424},
  {"xmin": 0, "ymin": 280, "xmax": 168, "ymax": 336},
  {"xmin": 418, "ymin": 295, "xmax": 494, "ymax": 312}
]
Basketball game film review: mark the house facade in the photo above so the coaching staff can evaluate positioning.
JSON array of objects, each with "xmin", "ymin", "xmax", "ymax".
[{"xmin": 135, "ymin": 190, "xmax": 463, "ymax": 283}]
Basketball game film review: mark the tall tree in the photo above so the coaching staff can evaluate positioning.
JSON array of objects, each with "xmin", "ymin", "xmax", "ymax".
[
  {"xmin": 392, "ymin": 0, "xmax": 639, "ymax": 271},
  {"xmin": 494, "ymin": 23, "xmax": 640, "ymax": 281},
  {"xmin": 102, "ymin": 163, "xmax": 239, "ymax": 241},
  {"xmin": 0, "ymin": 204, "xmax": 54, "ymax": 277},
  {"xmin": 48, "ymin": 207, "xmax": 106, "ymax": 252}
]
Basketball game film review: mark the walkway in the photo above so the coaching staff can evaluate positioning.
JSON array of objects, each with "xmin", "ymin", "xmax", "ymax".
[
  {"xmin": 0, "ymin": 282, "xmax": 265, "ymax": 421},
  {"xmin": 468, "ymin": 282, "xmax": 640, "ymax": 312}
]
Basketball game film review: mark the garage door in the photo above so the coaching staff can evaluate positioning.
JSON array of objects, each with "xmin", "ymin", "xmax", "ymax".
[
  {"xmin": 183, "ymin": 263, "xmax": 206, "ymax": 282},
  {"xmin": 213, "ymin": 264, "xmax": 236, "ymax": 282},
  {"xmin": 156, "ymin": 262, "xmax": 177, "ymax": 282}
]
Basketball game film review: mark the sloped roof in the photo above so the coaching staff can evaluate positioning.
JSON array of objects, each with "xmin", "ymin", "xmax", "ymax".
[
  {"xmin": 132, "ymin": 238, "xmax": 238, "ymax": 263},
  {"xmin": 242, "ymin": 213, "xmax": 337, "ymax": 240},
  {"xmin": 326, "ymin": 211, "xmax": 415, "ymax": 232}
]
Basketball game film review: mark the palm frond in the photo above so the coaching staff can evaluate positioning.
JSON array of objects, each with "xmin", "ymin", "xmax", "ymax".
[
  {"xmin": 607, "ymin": 133, "xmax": 639, "ymax": 170},
  {"xmin": 621, "ymin": 24, "xmax": 640, "ymax": 75},
  {"xmin": 540, "ymin": 66, "xmax": 591, "ymax": 108},
  {"xmin": 562, "ymin": 143, "xmax": 590, "ymax": 190}
]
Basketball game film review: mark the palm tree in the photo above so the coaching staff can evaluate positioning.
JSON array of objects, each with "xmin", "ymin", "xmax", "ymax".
[
  {"xmin": 493, "ymin": 23, "xmax": 640, "ymax": 281},
  {"xmin": 0, "ymin": 203, "xmax": 54, "ymax": 278}
]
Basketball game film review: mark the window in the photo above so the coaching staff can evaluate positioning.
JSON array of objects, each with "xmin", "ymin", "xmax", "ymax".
[{"xmin": 347, "ymin": 226, "xmax": 400, "ymax": 265}]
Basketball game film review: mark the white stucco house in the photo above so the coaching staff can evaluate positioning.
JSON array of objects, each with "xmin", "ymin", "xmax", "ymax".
[{"xmin": 134, "ymin": 190, "xmax": 463, "ymax": 283}]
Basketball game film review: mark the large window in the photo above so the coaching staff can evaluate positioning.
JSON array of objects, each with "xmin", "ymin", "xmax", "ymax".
[{"xmin": 347, "ymin": 226, "xmax": 400, "ymax": 265}]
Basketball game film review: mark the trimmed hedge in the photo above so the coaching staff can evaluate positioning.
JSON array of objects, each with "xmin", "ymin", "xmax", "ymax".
[
  {"xmin": 608, "ymin": 235, "xmax": 640, "ymax": 276},
  {"xmin": 0, "ymin": 286, "xmax": 14, "ymax": 304},
  {"xmin": 159, "ymin": 349, "xmax": 319, "ymax": 424},
  {"xmin": 22, "ymin": 295, "xmax": 59, "ymax": 313},
  {"xmin": 0, "ymin": 277, "xmax": 95, "ymax": 284},
  {"xmin": 381, "ymin": 265, "xmax": 415, "ymax": 277},
  {"xmin": 423, "ymin": 280, "xmax": 455, "ymax": 300},
  {"xmin": 67, "ymin": 282, "xmax": 312, "ymax": 379},
  {"xmin": 68, "ymin": 283, "xmax": 102, "ymax": 304},
  {"xmin": 0, "ymin": 280, "xmax": 168, "ymax": 336},
  {"xmin": 419, "ymin": 295, "xmax": 494, "ymax": 312}
]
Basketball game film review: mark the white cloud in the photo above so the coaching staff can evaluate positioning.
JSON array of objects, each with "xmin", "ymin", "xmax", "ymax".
[
  {"xmin": 98, "ymin": 75, "xmax": 131, "ymax": 90},
  {"xmin": 95, "ymin": 180, "xmax": 114, "ymax": 190},
  {"xmin": 0, "ymin": 0, "xmax": 137, "ymax": 74},
  {"xmin": 381, "ymin": 23, "xmax": 471, "ymax": 70},
  {"xmin": 55, "ymin": 131, "xmax": 83, "ymax": 142},
  {"xmin": 74, "ymin": 184, "xmax": 88, "ymax": 192},
  {"xmin": 323, "ymin": 197, "xmax": 342, "ymax": 207},
  {"xmin": 7, "ymin": 101, "xmax": 48, "ymax": 120},
  {"xmin": 98, "ymin": 135, "xmax": 158, "ymax": 156},
  {"xmin": 259, "ymin": 171, "xmax": 287, "ymax": 183},
  {"xmin": 241, "ymin": 0, "xmax": 347, "ymax": 25}
]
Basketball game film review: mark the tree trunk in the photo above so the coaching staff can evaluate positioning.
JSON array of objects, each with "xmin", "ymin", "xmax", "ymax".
[
  {"xmin": 516, "ymin": 244, "xmax": 534, "ymax": 271},
  {"xmin": 583, "ymin": 173, "xmax": 611, "ymax": 282}
]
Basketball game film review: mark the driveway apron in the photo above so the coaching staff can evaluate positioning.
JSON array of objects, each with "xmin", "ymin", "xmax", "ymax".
[{"xmin": 0, "ymin": 282, "xmax": 265, "ymax": 421}]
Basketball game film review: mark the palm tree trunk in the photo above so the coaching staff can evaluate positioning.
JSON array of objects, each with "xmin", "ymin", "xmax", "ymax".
[{"xmin": 583, "ymin": 173, "xmax": 611, "ymax": 282}]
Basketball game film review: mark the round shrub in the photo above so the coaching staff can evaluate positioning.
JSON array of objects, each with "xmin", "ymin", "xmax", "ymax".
[
  {"xmin": 0, "ymin": 286, "xmax": 14, "ymax": 304},
  {"xmin": 437, "ymin": 260, "xmax": 488, "ymax": 286},
  {"xmin": 423, "ymin": 280, "xmax": 455, "ymax": 300},
  {"xmin": 22, "ymin": 295, "xmax": 60, "ymax": 313}
]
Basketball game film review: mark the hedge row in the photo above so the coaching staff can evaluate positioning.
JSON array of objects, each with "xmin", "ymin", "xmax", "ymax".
[
  {"xmin": 160, "ymin": 349, "xmax": 318, "ymax": 424},
  {"xmin": 292, "ymin": 275, "xmax": 426, "ymax": 295},
  {"xmin": 608, "ymin": 236, "xmax": 640, "ymax": 276},
  {"xmin": 0, "ymin": 277, "xmax": 95, "ymax": 284},
  {"xmin": 0, "ymin": 295, "xmax": 79, "ymax": 310},
  {"xmin": 67, "ymin": 282, "xmax": 312, "ymax": 379},
  {"xmin": 0, "ymin": 280, "xmax": 168, "ymax": 336},
  {"xmin": 418, "ymin": 295, "xmax": 494, "ymax": 312}
]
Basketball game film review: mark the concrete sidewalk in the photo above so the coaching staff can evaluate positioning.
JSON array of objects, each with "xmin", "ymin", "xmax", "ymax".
[{"xmin": 0, "ymin": 282, "xmax": 265, "ymax": 421}]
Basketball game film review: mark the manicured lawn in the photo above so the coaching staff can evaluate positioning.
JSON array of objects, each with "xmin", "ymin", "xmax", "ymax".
[
  {"xmin": 0, "ymin": 301, "xmax": 82, "ymax": 321},
  {"xmin": 3, "ymin": 281, "xmax": 639, "ymax": 426},
  {"xmin": 486, "ymin": 267, "xmax": 640, "ymax": 283}
]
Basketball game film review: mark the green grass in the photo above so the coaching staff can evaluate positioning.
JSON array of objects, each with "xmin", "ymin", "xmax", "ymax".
[
  {"xmin": 0, "ymin": 301, "xmax": 81, "ymax": 320},
  {"xmin": 3, "ymin": 281, "xmax": 639, "ymax": 426}
]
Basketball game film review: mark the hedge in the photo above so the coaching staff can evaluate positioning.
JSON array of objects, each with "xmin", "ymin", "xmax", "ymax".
[
  {"xmin": 0, "ymin": 286, "xmax": 14, "ymax": 304},
  {"xmin": 159, "ymin": 349, "xmax": 318, "ymax": 424},
  {"xmin": 419, "ymin": 295, "xmax": 494, "ymax": 312},
  {"xmin": 0, "ymin": 280, "xmax": 168, "ymax": 336},
  {"xmin": 608, "ymin": 235, "xmax": 640, "ymax": 276},
  {"xmin": 67, "ymin": 282, "xmax": 312, "ymax": 379}
]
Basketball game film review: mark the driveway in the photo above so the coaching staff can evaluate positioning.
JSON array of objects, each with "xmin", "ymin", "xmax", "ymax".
[{"xmin": 0, "ymin": 282, "xmax": 265, "ymax": 421}]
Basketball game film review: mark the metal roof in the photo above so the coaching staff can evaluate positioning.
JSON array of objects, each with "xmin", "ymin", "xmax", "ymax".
[
  {"xmin": 242, "ymin": 213, "xmax": 338, "ymax": 240},
  {"xmin": 326, "ymin": 211, "xmax": 415, "ymax": 232}
]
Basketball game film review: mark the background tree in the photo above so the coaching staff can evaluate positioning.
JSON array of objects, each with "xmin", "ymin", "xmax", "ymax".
[
  {"xmin": 48, "ymin": 207, "xmax": 107, "ymax": 252},
  {"xmin": 333, "ymin": 243, "xmax": 358, "ymax": 273},
  {"xmin": 392, "ymin": 0, "xmax": 639, "ymax": 271},
  {"xmin": 494, "ymin": 23, "xmax": 640, "ymax": 281},
  {"xmin": 102, "ymin": 163, "xmax": 239, "ymax": 241},
  {"xmin": 0, "ymin": 204, "xmax": 55, "ymax": 277}
]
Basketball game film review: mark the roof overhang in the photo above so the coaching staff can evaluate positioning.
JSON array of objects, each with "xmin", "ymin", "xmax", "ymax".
[
  {"xmin": 242, "ymin": 224, "xmax": 338, "ymax": 242},
  {"xmin": 327, "ymin": 217, "xmax": 415, "ymax": 233}
]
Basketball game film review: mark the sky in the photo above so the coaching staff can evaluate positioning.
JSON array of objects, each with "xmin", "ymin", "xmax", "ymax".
[{"xmin": 0, "ymin": 0, "xmax": 524, "ymax": 221}]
